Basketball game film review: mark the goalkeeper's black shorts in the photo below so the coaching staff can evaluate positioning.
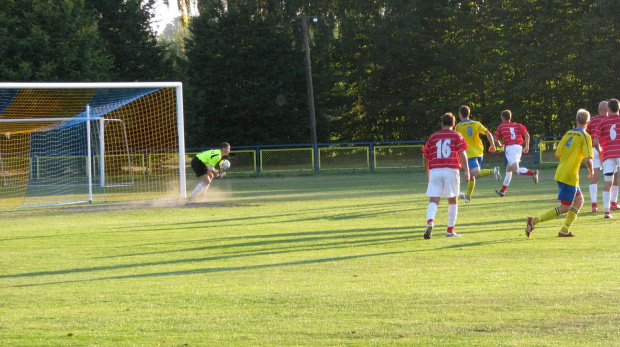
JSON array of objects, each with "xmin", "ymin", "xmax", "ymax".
[{"xmin": 191, "ymin": 156, "xmax": 208, "ymax": 177}]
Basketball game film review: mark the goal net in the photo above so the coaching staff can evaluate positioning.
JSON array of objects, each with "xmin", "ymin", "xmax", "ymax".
[{"xmin": 0, "ymin": 82, "xmax": 186, "ymax": 208}]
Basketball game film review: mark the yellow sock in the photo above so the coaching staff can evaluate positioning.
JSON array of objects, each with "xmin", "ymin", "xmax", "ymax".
[
  {"xmin": 466, "ymin": 179, "xmax": 475, "ymax": 199},
  {"xmin": 561, "ymin": 207, "xmax": 579, "ymax": 233},
  {"xmin": 534, "ymin": 206, "xmax": 561, "ymax": 225},
  {"xmin": 478, "ymin": 169, "xmax": 493, "ymax": 178}
]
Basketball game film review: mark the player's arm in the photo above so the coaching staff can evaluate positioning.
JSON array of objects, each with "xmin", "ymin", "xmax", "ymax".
[
  {"xmin": 459, "ymin": 150, "xmax": 470, "ymax": 182},
  {"xmin": 592, "ymin": 137, "xmax": 602, "ymax": 153},
  {"xmin": 523, "ymin": 131, "xmax": 530, "ymax": 153},
  {"xmin": 585, "ymin": 157, "xmax": 594, "ymax": 178},
  {"xmin": 206, "ymin": 164, "xmax": 220, "ymax": 175},
  {"xmin": 423, "ymin": 156, "xmax": 430, "ymax": 182},
  {"xmin": 485, "ymin": 130, "xmax": 496, "ymax": 153},
  {"xmin": 493, "ymin": 129, "xmax": 503, "ymax": 149}
]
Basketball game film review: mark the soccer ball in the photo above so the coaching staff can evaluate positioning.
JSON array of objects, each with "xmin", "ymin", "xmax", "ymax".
[{"xmin": 220, "ymin": 159, "xmax": 231, "ymax": 170}]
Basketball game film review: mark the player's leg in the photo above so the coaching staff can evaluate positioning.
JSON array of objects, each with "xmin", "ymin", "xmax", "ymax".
[
  {"xmin": 589, "ymin": 148, "xmax": 601, "ymax": 212},
  {"xmin": 446, "ymin": 196, "xmax": 460, "ymax": 237},
  {"xmin": 526, "ymin": 182, "xmax": 572, "ymax": 237},
  {"xmin": 424, "ymin": 169, "xmax": 443, "ymax": 239},
  {"xmin": 559, "ymin": 187, "xmax": 583, "ymax": 237},
  {"xmin": 476, "ymin": 156, "xmax": 494, "ymax": 179},
  {"xmin": 189, "ymin": 172, "xmax": 213, "ymax": 199},
  {"xmin": 497, "ymin": 145, "xmax": 518, "ymax": 196},
  {"xmin": 601, "ymin": 159, "xmax": 617, "ymax": 218},
  {"xmin": 188, "ymin": 157, "xmax": 209, "ymax": 200},
  {"xmin": 445, "ymin": 169, "xmax": 461, "ymax": 237},
  {"xmin": 199, "ymin": 172, "xmax": 215, "ymax": 197},
  {"xmin": 460, "ymin": 157, "xmax": 481, "ymax": 202},
  {"xmin": 611, "ymin": 172, "xmax": 619, "ymax": 210}
]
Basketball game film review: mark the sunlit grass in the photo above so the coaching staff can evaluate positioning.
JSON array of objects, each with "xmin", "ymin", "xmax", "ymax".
[{"xmin": 1, "ymin": 169, "xmax": 619, "ymax": 346}]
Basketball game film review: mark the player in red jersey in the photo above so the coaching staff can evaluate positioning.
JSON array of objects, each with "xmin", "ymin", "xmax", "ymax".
[
  {"xmin": 422, "ymin": 113, "xmax": 470, "ymax": 239},
  {"xmin": 593, "ymin": 98, "xmax": 620, "ymax": 218},
  {"xmin": 587, "ymin": 100, "xmax": 619, "ymax": 212},
  {"xmin": 493, "ymin": 110, "xmax": 539, "ymax": 197}
]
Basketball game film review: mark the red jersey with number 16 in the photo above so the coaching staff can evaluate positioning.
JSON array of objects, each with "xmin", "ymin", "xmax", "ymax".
[
  {"xmin": 595, "ymin": 114, "xmax": 620, "ymax": 161},
  {"xmin": 494, "ymin": 121, "xmax": 528, "ymax": 146},
  {"xmin": 422, "ymin": 129, "xmax": 468, "ymax": 169}
]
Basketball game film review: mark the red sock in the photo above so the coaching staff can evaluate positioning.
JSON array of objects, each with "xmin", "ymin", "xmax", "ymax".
[
  {"xmin": 427, "ymin": 219, "xmax": 433, "ymax": 224},
  {"xmin": 500, "ymin": 185, "xmax": 508, "ymax": 193},
  {"xmin": 447, "ymin": 226, "xmax": 454, "ymax": 234}
]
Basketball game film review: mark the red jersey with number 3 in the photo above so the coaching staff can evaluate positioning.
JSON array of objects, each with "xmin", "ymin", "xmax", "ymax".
[
  {"xmin": 494, "ymin": 122, "xmax": 527, "ymax": 146},
  {"xmin": 423, "ymin": 129, "xmax": 468, "ymax": 169},
  {"xmin": 595, "ymin": 114, "xmax": 620, "ymax": 161}
]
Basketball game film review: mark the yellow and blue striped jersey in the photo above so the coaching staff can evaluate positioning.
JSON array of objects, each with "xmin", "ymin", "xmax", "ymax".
[
  {"xmin": 455, "ymin": 119, "xmax": 488, "ymax": 158},
  {"xmin": 554, "ymin": 129, "xmax": 593, "ymax": 186}
]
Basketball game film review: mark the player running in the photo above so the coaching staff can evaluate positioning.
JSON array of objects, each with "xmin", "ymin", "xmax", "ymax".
[
  {"xmin": 587, "ymin": 100, "xmax": 619, "ymax": 212},
  {"xmin": 454, "ymin": 105, "xmax": 501, "ymax": 203},
  {"xmin": 493, "ymin": 110, "xmax": 539, "ymax": 197},
  {"xmin": 422, "ymin": 113, "xmax": 470, "ymax": 239},
  {"xmin": 592, "ymin": 98, "xmax": 620, "ymax": 219},
  {"xmin": 525, "ymin": 109, "xmax": 593, "ymax": 237}
]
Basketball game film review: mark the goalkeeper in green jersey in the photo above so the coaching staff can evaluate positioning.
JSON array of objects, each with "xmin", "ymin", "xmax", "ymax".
[{"xmin": 188, "ymin": 142, "xmax": 231, "ymax": 200}]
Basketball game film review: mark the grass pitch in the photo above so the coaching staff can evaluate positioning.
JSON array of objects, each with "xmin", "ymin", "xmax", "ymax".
[{"xmin": 1, "ymin": 169, "xmax": 619, "ymax": 346}]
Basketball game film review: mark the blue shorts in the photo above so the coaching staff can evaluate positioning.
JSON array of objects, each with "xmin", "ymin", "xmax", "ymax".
[
  {"xmin": 557, "ymin": 182, "xmax": 580, "ymax": 205},
  {"xmin": 467, "ymin": 156, "xmax": 483, "ymax": 170}
]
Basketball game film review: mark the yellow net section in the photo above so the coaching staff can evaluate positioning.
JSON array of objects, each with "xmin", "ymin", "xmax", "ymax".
[
  {"xmin": 0, "ymin": 89, "xmax": 96, "ymax": 134},
  {"xmin": 101, "ymin": 88, "xmax": 180, "ymax": 202},
  {"xmin": 0, "ymin": 133, "xmax": 31, "ymax": 208}
]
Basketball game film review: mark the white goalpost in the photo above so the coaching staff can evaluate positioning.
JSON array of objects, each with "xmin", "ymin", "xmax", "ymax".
[{"xmin": 0, "ymin": 82, "xmax": 186, "ymax": 208}]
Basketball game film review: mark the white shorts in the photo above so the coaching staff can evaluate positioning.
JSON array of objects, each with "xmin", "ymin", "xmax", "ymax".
[
  {"xmin": 504, "ymin": 144, "xmax": 523, "ymax": 166},
  {"xmin": 592, "ymin": 148, "xmax": 602, "ymax": 169},
  {"xmin": 602, "ymin": 158, "xmax": 620, "ymax": 175},
  {"xmin": 426, "ymin": 168, "xmax": 460, "ymax": 198}
]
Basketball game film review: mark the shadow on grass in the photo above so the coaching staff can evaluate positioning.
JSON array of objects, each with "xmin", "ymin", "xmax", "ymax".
[{"xmin": 4, "ymin": 234, "xmax": 520, "ymax": 288}]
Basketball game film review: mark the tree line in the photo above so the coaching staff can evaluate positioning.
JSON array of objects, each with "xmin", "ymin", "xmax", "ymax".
[{"xmin": 1, "ymin": 0, "xmax": 618, "ymax": 148}]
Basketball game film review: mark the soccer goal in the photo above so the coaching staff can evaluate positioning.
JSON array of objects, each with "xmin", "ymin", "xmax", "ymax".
[{"xmin": 0, "ymin": 82, "xmax": 186, "ymax": 208}]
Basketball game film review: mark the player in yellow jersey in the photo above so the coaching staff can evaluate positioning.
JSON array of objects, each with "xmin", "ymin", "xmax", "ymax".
[
  {"xmin": 188, "ymin": 142, "xmax": 231, "ymax": 201},
  {"xmin": 525, "ymin": 109, "xmax": 593, "ymax": 237},
  {"xmin": 454, "ymin": 105, "xmax": 501, "ymax": 203}
]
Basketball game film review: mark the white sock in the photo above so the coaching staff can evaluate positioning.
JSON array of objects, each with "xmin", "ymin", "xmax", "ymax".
[
  {"xmin": 447, "ymin": 204, "xmax": 458, "ymax": 228},
  {"xmin": 503, "ymin": 172, "xmax": 513, "ymax": 187},
  {"xmin": 426, "ymin": 202, "xmax": 438, "ymax": 223},
  {"xmin": 603, "ymin": 191, "xmax": 611, "ymax": 212},
  {"xmin": 517, "ymin": 167, "xmax": 528, "ymax": 175},
  {"xmin": 612, "ymin": 185, "xmax": 619, "ymax": 203},
  {"xmin": 589, "ymin": 184, "xmax": 598, "ymax": 204},
  {"xmin": 189, "ymin": 182, "xmax": 206, "ymax": 198}
]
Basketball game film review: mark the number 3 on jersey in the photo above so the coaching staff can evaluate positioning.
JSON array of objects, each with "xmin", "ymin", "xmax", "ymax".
[{"xmin": 436, "ymin": 139, "xmax": 452, "ymax": 158}]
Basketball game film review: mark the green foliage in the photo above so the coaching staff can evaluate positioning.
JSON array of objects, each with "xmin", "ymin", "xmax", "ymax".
[
  {"xmin": 86, "ymin": 0, "xmax": 180, "ymax": 81},
  {"xmin": 0, "ymin": 0, "xmax": 113, "ymax": 81},
  {"xmin": 183, "ymin": 0, "xmax": 619, "ymax": 146},
  {"xmin": 185, "ymin": 2, "xmax": 313, "ymax": 146},
  {"xmin": 0, "ymin": 0, "xmax": 180, "ymax": 82}
]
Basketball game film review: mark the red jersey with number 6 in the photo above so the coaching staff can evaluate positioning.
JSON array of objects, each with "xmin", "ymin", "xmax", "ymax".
[
  {"xmin": 494, "ymin": 121, "xmax": 527, "ymax": 146},
  {"xmin": 595, "ymin": 114, "xmax": 620, "ymax": 161},
  {"xmin": 422, "ymin": 129, "xmax": 468, "ymax": 169}
]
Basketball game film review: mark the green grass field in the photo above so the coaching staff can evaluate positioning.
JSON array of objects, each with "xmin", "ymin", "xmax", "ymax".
[{"xmin": 2, "ymin": 169, "xmax": 619, "ymax": 346}]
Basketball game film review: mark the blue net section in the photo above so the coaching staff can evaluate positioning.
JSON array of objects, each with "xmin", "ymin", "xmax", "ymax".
[
  {"xmin": 0, "ymin": 89, "xmax": 19, "ymax": 114},
  {"xmin": 59, "ymin": 88, "xmax": 160, "ymax": 128}
]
